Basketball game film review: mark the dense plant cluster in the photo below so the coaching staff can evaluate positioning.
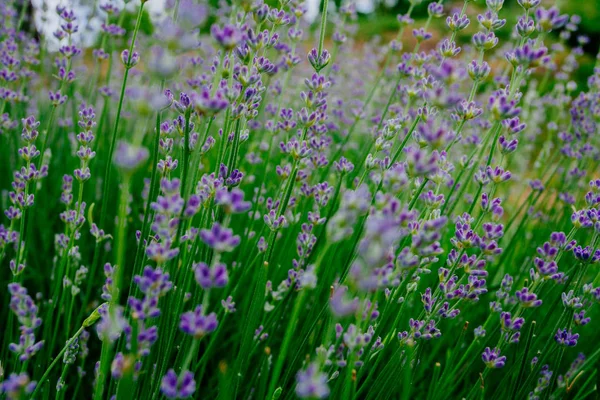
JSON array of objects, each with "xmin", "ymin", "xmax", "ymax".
[{"xmin": 1, "ymin": 0, "xmax": 600, "ymax": 398}]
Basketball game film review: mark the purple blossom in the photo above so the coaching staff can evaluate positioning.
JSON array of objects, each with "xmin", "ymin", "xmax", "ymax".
[
  {"xmin": 114, "ymin": 141, "xmax": 149, "ymax": 171},
  {"xmin": 211, "ymin": 24, "xmax": 242, "ymax": 50},
  {"xmin": 8, "ymin": 283, "xmax": 44, "ymax": 361},
  {"xmin": 555, "ymin": 328, "xmax": 579, "ymax": 347},
  {"xmin": 190, "ymin": 87, "xmax": 229, "ymax": 116},
  {"xmin": 295, "ymin": 363, "xmax": 330, "ymax": 399},
  {"xmin": 516, "ymin": 287, "xmax": 542, "ymax": 307},
  {"xmin": 535, "ymin": 7, "xmax": 569, "ymax": 32},
  {"xmin": 0, "ymin": 373, "xmax": 37, "ymax": 398},
  {"xmin": 161, "ymin": 369, "xmax": 196, "ymax": 399},
  {"xmin": 447, "ymin": 13, "xmax": 470, "ymax": 32},
  {"xmin": 330, "ymin": 286, "xmax": 359, "ymax": 317},
  {"xmin": 194, "ymin": 262, "xmax": 229, "ymax": 289},
  {"xmin": 482, "ymin": 347, "xmax": 506, "ymax": 368},
  {"xmin": 199, "ymin": 223, "xmax": 240, "ymax": 252},
  {"xmin": 215, "ymin": 187, "xmax": 251, "ymax": 213},
  {"xmin": 180, "ymin": 305, "xmax": 218, "ymax": 338}
]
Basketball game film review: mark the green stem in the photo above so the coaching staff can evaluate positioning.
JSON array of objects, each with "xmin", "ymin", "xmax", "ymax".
[
  {"xmin": 317, "ymin": 0, "xmax": 329, "ymax": 57},
  {"xmin": 32, "ymin": 306, "xmax": 102, "ymax": 399},
  {"xmin": 266, "ymin": 242, "xmax": 331, "ymax": 398},
  {"xmin": 98, "ymin": 2, "xmax": 145, "ymax": 231}
]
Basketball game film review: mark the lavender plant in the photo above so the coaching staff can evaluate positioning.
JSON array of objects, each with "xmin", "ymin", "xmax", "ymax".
[{"xmin": 1, "ymin": 0, "xmax": 600, "ymax": 398}]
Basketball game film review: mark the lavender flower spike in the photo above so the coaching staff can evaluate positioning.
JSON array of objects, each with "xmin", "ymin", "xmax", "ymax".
[
  {"xmin": 180, "ymin": 305, "xmax": 218, "ymax": 338},
  {"xmin": 482, "ymin": 347, "xmax": 506, "ymax": 368},
  {"xmin": 160, "ymin": 369, "xmax": 196, "ymax": 399},
  {"xmin": 200, "ymin": 222, "xmax": 241, "ymax": 252}
]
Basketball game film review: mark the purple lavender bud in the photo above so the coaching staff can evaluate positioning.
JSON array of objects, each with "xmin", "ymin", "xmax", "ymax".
[
  {"xmin": 516, "ymin": 287, "xmax": 542, "ymax": 307},
  {"xmin": 428, "ymin": 2, "xmax": 444, "ymax": 18},
  {"xmin": 467, "ymin": 61, "xmax": 491, "ymax": 81},
  {"xmin": 555, "ymin": 328, "xmax": 579, "ymax": 347},
  {"xmin": 517, "ymin": 0, "xmax": 541, "ymax": 10},
  {"xmin": 295, "ymin": 363, "xmax": 330, "ymax": 399},
  {"xmin": 535, "ymin": 7, "xmax": 569, "ymax": 32},
  {"xmin": 486, "ymin": 166, "xmax": 511, "ymax": 184},
  {"xmin": 49, "ymin": 90, "xmax": 68, "ymax": 106},
  {"xmin": 507, "ymin": 41, "xmax": 548, "ymax": 68},
  {"xmin": 516, "ymin": 16, "xmax": 535, "ymax": 37},
  {"xmin": 561, "ymin": 290, "xmax": 583, "ymax": 309},
  {"xmin": 193, "ymin": 262, "xmax": 228, "ymax": 289},
  {"xmin": 111, "ymin": 352, "xmax": 126, "ymax": 379},
  {"xmin": 114, "ymin": 141, "xmax": 149, "ymax": 171},
  {"xmin": 412, "ymin": 28, "xmax": 432, "ymax": 42},
  {"xmin": 573, "ymin": 310, "xmax": 590, "ymax": 326},
  {"xmin": 307, "ymin": 48, "xmax": 331, "ymax": 73},
  {"xmin": 478, "ymin": 11, "xmax": 506, "ymax": 31},
  {"xmin": 59, "ymin": 44, "xmax": 81, "ymax": 59},
  {"xmin": 454, "ymin": 101, "xmax": 483, "ymax": 121},
  {"xmin": 474, "ymin": 326, "xmax": 486, "ymax": 338},
  {"xmin": 8, "ymin": 283, "xmax": 43, "ymax": 360},
  {"xmin": 472, "ymin": 31, "xmax": 498, "ymax": 51},
  {"xmin": 503, "ymin": 116, "xmax": 526, "ymax": 133},
  {"xmin": 145, "ymin": 241, "xmax": 180, "ymax": 264},
  {"xmin": 179, "ymin": 305, "xmax": 218, "ymax": 338},
  {"xmin": 101, "ymin": 23, "xmax": 126, "ymax": 37},
  {"xmin": 190, "ymin": 86, "xmax": 228, "ymax": 116},
  {"xmin": 161, "ymin": 369, "xmax": 196, "ymax": 399},
  {"xmin": 211, "ymin": 24, "xmax": 242, "ymax": 50},
  {"xmin": 486, "ymin": 0, "xmax": 504, "ymax": 13},
  {"xmin": 482, "ymin": 347, "xmax": 506, "ymax": 368},
  {"xmin": 133, "ymin": 266, "xmax": 173, "ymax": 297},
  {"xmin": 500, "ymin": 311, "xmax": 525, "ymax": 333},
  {"xmin": 200, "ymin": 223, "xmax": 240, "ymax": 252},
  {"xmin": 120, "ymin": 49, "xmax": 140, "ymax": 68},
  {"xmin": 0, "ymin": 373, "xmax": 37, "ymax": 398},
  {"xmin": 215, "ymin": 187, "xmax": 251, "ymax": 213},
  {"xmin": 572, "ymin": 245, "xmax": 600, "ymax": 262},
  {"xmin": 54, "ymin": 29, "xmax": 67, "ymax": 40},
  {"xmin": 99, "ymin": 2, "xmax": 120, "ymax": 15},
  {"xmin": 96, "ymin": 304, "xmax": 129, "ymax": 343},
  {"xmin": 397, "ymin": 13, "xmax": 414, "ymax": 26},
  {"xmin": 489, "ymin": 89, "xmax": 521, "ymax": 120},
  {"xmin": 221, "ymin": 296, "xmax": 236, "ymax": 313},
  {"xmin": 268, "ymin": 8, "xmax": 291, "ymax": 26},
  {"xmin": 498, "ymin": 136, "xmax": 518, "ymax": 154},
  {"xmin": 439, "ymin": 39, "xmax": 461, "ymax": 58},
  {"xmin": 334, "ymin": 157, "xmax": 354, "ymax": 174},
  {"xmin": 446, "ymin": 13, "xmax": 470, "ymax": 32},
  {"xmin": 330, "ymin": 286, "xmax": 359, "ymax": 317},
  {"xmin": 174, "ymin": 92, "xmax": 192, "ymax": 114},
  {"xmin": 421, "ymin": 288, "xmax": 436, "ymax": 313}
]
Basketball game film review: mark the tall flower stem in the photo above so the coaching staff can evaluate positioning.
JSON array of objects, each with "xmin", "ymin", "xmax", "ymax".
[
  {"xmin": 31, "ymin": 306, "xmax": 102, "ymax": 399},
  {"xmin": 317, "ymin": 0, "xmax": 329, "ymax": 57},
  {"xmin": 267, "ymin": 241, "xmax": 331, "ymax": 399},
  {"xmin": 132, "ymin": 106, "xmax": 164, "ymax": 282},
  {"xmin": 98, "ymin": 2, "xmax": 145, "ymax": 231}
]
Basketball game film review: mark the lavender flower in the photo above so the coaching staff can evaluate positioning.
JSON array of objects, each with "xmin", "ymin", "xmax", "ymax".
[
  {"xmin": 194, "ymin": 262, "xmax": 229, "ymax": 289},
  {"xmin": 180, "ymin": 305, "xmax": 218, "ymax": 338},
  {"xmin": 211, "ymin": 24, "xmax": 242, "ymax": 50},
  {"xmin": 516, "ymin": 287, "xmax": 542, "ymax": 307},
  {"xmin": 555, "ymin": 328, "xmax": 579, "ymax": 347},
  {"xmin": 295, "ymin": 363, "xmax": 330, "ymax": 399},
  {"xmin": 200, "ymin": 223, "xmax": 240, "ymax": 252},
  {"xmin": 161, "ymin": 369, "xmax": 196, "ymax": 399},
  {"xmin": 114, "ymin": 141, "xmax": 149, "ymax": 171},
  {"xmin": 7, "ymin": 283, "xmax": 44, "ymax": 361},
  {"xmin": 0, "ymin": 373, "xmax": 36, "ymax": 399},
  {"xmin": 482, "ymin": 347, "xmax": 506, "ymax": 368}
]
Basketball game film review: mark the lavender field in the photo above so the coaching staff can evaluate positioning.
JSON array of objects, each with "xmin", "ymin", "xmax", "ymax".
[{"xmin": 1, "ymin": 0, "xmax": 600, "ymax": 398}]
